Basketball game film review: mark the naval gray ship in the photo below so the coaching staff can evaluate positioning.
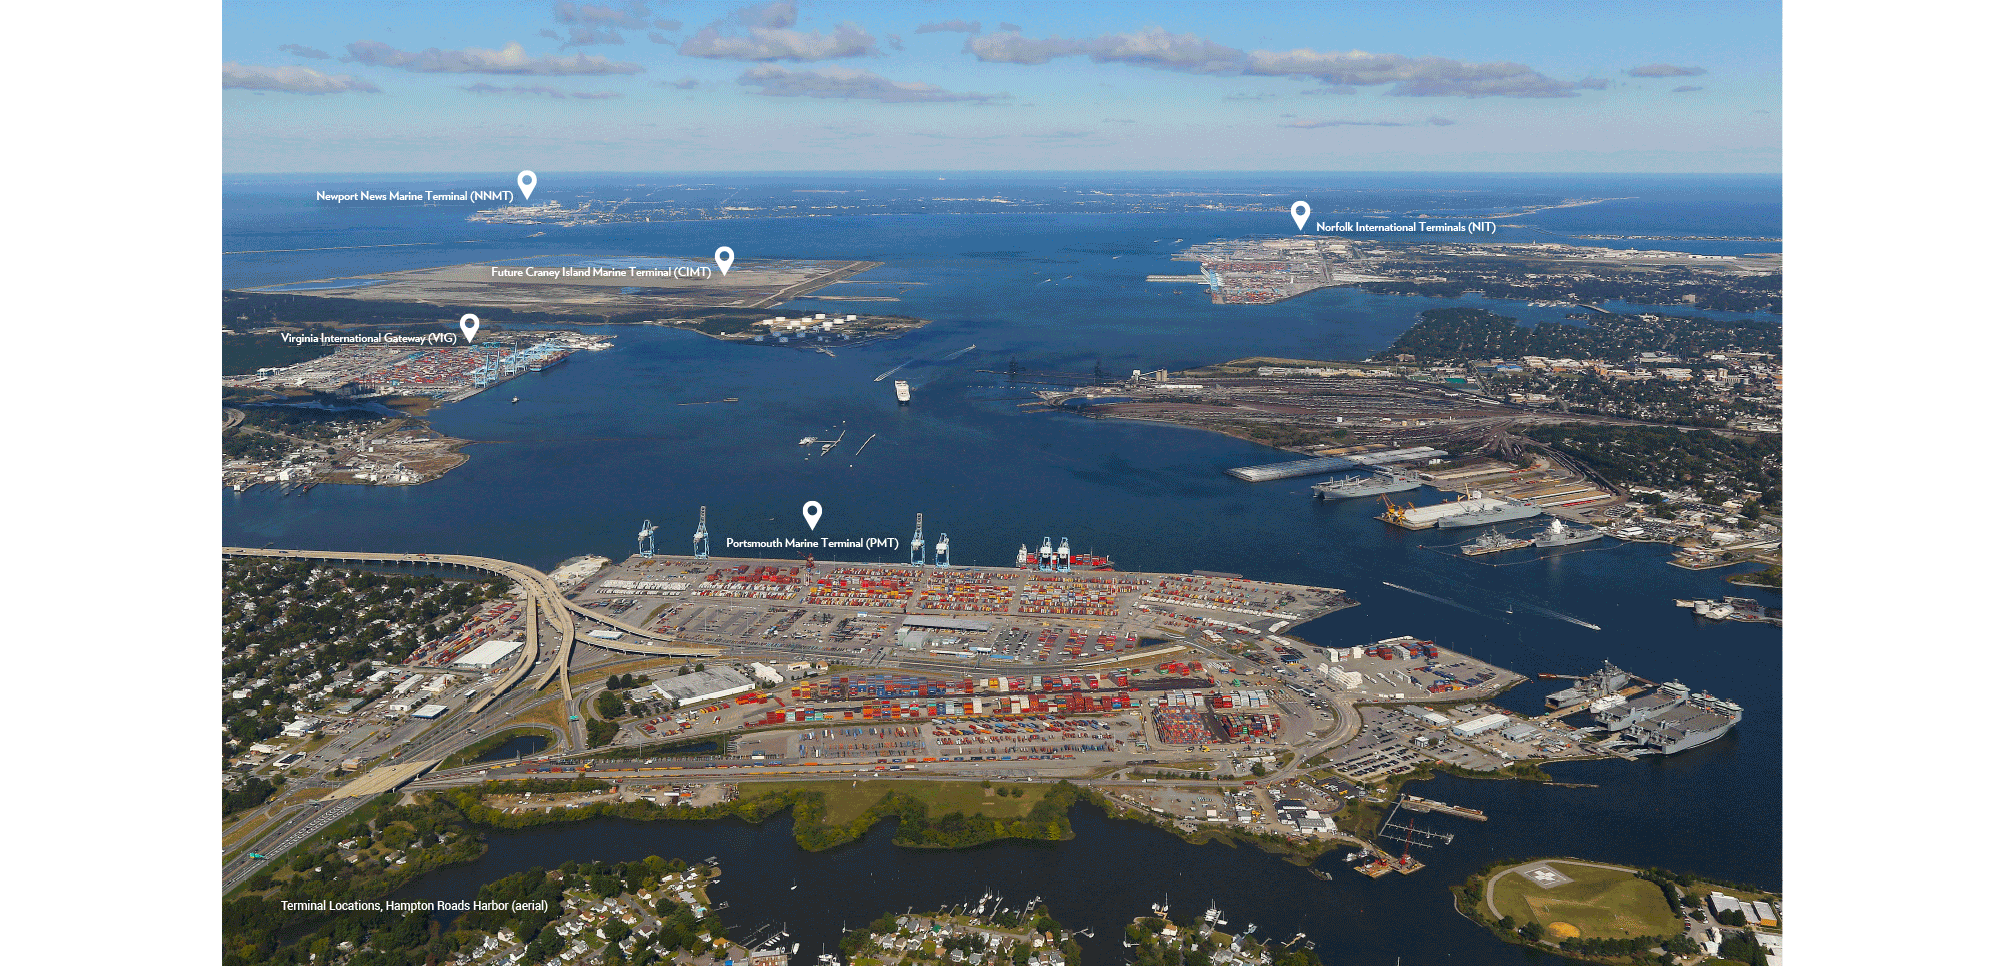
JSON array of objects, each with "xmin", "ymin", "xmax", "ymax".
[
  {"xmin": 1546, "ymin": 660, "xmax": 1633, "ymax": 710},
  {"xmin": 1432, "ymin": 495, "xmax": 1543, "ymax": 529},
  {"xmin": 1608, "ymin": 684, "xmax": 1743, "ymax": 754},
  {"xmin": 1312, "ymin": 468, "xmax": 1423, "ymax": 500},
  {"xmin": 1462, "ymin": 528, "xmax": 1531, "ymax": 556},
  {"xmin": 1531, "ymin": 518, "xmax": 1604, "ymax": 548}
]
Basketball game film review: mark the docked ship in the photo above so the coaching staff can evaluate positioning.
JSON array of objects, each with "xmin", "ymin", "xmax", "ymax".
[
  {"xmin": 1462, "ymin": 528, "xmax": 1531, "ymax": 556},
  {"xmin": 1014, "ymin": 542, "xmax": 1116, "ymax": 571},
  {"xmin": 1531, "ymin": 518, "xmax": 1603, "ymax": 548},
  {"xmin": 1432, "ymin": 493, "xmax": 1543, "ymax": 529},
  {"xmin": 528, "ymin": 349, "xmax": 572, "ymax": 371},
  {"xmin": 894, "ymin": 380, "xmax": 911, "ymax": 404},
  {"xmin": 1312, "ymin": 468, "xmax": 1423, "ymax": 500},
  {"xmin": 1678, "ymin": 596, "xmax": 1781, "ymax": 624},
  {"xmin": 1604, "ymin": 683, "xmax": 1743, "ymax": 754},
  {"xmin": 1545, "ymin": 660, "xmax": 1633, "ymax": 710}
]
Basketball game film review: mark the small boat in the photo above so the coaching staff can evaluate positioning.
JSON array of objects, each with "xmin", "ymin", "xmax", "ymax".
[{"xmin": 510, "ymin": 396, "xmax": 519, "ymax": 403}]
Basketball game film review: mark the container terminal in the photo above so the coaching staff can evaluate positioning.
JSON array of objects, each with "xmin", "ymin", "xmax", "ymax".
[
  {"xmin": 571, "ymin": 546, "xmax": 1357, "ymax": 666},
  {"xmin": 222, "ymin": 538, "xmax": 1738, "ymax": 889}
]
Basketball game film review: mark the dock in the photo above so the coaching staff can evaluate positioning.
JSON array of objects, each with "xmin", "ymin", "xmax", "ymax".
[
  {"xmin": 1226, "ymin": 447, "xmax": 1448, "ymax": 482},
  {"xmin": 1398, "ymin": 794, "xmax": 1488, "ymax": 821},
  {"xmin": 583, "ymin": 552, "xmax": 1360, "ymax": 663}
]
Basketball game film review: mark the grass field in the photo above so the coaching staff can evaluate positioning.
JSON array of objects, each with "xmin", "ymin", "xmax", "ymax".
[
  {"xmin": 512, "ymin": 698, "xmax": 571, "ymax": 734},
  {"xmin": 1491, "ymin": 862, "xmax": 1680, "ymax": 940},
  {"xmin": 750, "ymin": 780, "xmax": 1046, "ymax": 825}
]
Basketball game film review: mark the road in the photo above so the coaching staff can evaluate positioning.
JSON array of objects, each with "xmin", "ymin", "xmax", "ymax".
[{"xmin": 222, "ymin": 797, "xmax": 365, "ymax": 894}]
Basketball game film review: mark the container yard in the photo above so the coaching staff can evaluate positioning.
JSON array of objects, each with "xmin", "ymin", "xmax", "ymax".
[
  {"xmin": 223, "ymin": 331, "xmax": 610, "ymax": 403},
  {"xmin": 566, "ymin": 553, "xmax": 1358, "ymax": 664}
]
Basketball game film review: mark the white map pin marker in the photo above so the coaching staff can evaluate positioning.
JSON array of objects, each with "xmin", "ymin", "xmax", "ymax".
[
  {"xmin": 517, "ymin": 170, "xmax": 537, "ymax": 201},
  {"xmin": 802, "ymin": 501, "xmax": 822, "ymax": 531},
  {"xmin": 459, "ymin": 313, "xmax": 480, "ymax": 343},
  {"xmin": 714, "ymin": 246, "xmax": 734, "ymax": 275},
  {"xmin": 1291, "ymin": 200, "xmax": 1311, "ymax": 231}
]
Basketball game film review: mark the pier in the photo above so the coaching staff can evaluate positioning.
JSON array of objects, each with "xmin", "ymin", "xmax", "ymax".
[{"xmin": 1226, "ymin": 447, "xmax": 1449, "ymax": 482}]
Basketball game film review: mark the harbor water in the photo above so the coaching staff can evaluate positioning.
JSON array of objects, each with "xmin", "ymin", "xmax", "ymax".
[{"xmin": 228, "ymin": 174, "xmax": 1782, "ymax": 958}]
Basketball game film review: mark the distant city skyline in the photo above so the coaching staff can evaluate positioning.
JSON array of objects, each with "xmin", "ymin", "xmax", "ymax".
[{"xmin": 224, "ymin": 0, "xmax": 1779, "ymax": 173}]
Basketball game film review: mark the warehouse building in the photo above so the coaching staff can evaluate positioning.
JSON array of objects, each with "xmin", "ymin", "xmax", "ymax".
[
  {"xmin": 1452, "ymin": 712, "xmax": 1512, "ymax": 737},
  {"xmin": 650, "ymin": 666, "xmax": 755, "ymax": 707},
  {"xmin": 454, "ymin": 639, "xmax": 524, "ymax": 671},
  {"xmin": 412, "ymin": 704, "xmax": 449, "ymax": 720}
]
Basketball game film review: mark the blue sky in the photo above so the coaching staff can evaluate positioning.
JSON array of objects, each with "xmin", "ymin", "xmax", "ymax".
[{"xmin": 223, "ymin": 0, "xmax": 1779, "ymax": 173}]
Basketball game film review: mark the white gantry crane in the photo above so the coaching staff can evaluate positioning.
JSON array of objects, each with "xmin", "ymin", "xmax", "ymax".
[
  {"xmin": 692, "ymin": 506, "xmax": 710, "ymax": 559},
  {"xmin": 638, "ymin": 519, "xmax": 657, "ymax": 557}
]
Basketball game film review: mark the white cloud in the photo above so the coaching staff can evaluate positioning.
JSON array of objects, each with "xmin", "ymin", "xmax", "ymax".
[
  {"xmin": 965, "ymin": 29, "xmax": 1582, "ymax": 96},
  {"xmin": 1247, "ymin": 49, "xmax": 1580, "ymax": 98},
  {"xmin": 682, "ymin": 20, "xmax": 881, "ymax": 61},
  {"xmin": 967, "ymin": 26, "xmax": 1242, "ymax": 74},
  {"xmin": 224, "ymin": 62, "xmax": 381, "ymax": 94},
  {"xmin": 459, "ymin": 82, "xmax": 624, "ymax": 99},
  {"xmin": 342, "ymin": 40, "xmax": 644, "ymax": 75},
  {"xmin": 737, "ymin": 65, "xmax": 1006, "ymax": 102},
  {"xmin": 278, "ymin": 44, "xmax": 330, "ymax": 59}
]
